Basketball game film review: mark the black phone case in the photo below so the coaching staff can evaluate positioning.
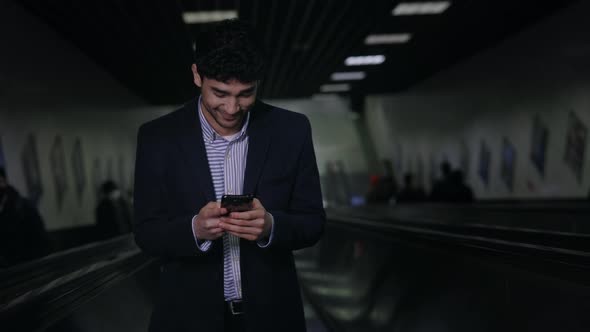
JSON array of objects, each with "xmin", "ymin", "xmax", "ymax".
[{"xmin": 221, "ymin": 194, "xmax": 254, "ymax": 212}]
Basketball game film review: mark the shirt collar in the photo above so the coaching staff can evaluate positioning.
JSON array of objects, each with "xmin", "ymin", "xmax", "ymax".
[{"xmin": 197, "ymin": 95, "xmax": 250, "ymax": 142}]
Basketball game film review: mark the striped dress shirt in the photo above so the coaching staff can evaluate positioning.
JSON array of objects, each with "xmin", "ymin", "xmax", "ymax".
[{"xmin": 191, "ymin": 97, "xmax": 273, "ymax": 301}]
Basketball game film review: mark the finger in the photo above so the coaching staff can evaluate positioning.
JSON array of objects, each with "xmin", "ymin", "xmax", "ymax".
[
  {"xmin": 230, "ymin": 210, "xmax": 264, "ymax": 221},
  {"xmin": 209, "ymin": 227, "xmax": 224, "ymax": 235},
  {"xmin": 219, "ymin": 221, "xmax": 263, "ymax": 235},
  {"xmin": 202, "ymin": 207, "xmax": 228, "ymax": 219},
  {"xmin": 205, "ymin": 229, "xmax": 225, "ymax": 240},
  {"xmin": 252, "ymin": 198, "xmax": 262, "ymax": 208},
  {"xmin": 205, "ymin": 218, "xmax": 221, "ymax": 228},
  {"xmin": 199, "ymin": 205, "xmax": 215, "ymax": 218},
  {"xmin": 229, "ymin": 211, "xmax": 251, "ymax": 220},
  {"xmin": 221, "ymin": 217, "xmax": 264, "ymax": 227},
  {"xmin": 206, "ymin": 201, "xmax": 220, "ymax": 209},
  {"xmin": 227, "ymin": 231, "xmax": 257, "ymax": 241},
  {"xmin": 203, "ymin": 202, "xmax": 223, "ymax": 215}
]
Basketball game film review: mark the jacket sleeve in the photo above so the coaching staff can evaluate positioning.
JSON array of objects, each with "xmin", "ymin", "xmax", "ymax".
[
  {"xmin": 267, "ymin": 117, "xmax": 326, "ymax": 251},
  {"xmin": 133, "ymin": 124, "xmax": 207, "ymax": 258}
]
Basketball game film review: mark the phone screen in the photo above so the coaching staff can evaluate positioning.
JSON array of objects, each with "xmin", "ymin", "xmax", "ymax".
[{"xmin": 221, "ymin": 194, "xmax": 254, "ymax": 213}]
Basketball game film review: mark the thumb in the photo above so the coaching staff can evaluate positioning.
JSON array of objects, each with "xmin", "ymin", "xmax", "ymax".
[{"xmin": 252, "ymin": 198, "xmax": 262, "ymax": 208}]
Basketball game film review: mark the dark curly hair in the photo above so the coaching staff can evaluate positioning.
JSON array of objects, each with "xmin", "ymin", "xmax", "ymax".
[{"xmin": 193, "ymin": 19, "xmax": 266, "ymax": 83}]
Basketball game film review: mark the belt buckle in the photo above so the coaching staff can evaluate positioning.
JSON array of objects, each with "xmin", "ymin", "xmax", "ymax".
[{"xmin": 230, "ymin": 301, "xmax": 243, "ymax": 315}]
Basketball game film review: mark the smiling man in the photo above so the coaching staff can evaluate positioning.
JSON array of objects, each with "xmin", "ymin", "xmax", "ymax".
[{"xmin": 133, "ymin": 19, "xmax": 325, "ymax": 332}]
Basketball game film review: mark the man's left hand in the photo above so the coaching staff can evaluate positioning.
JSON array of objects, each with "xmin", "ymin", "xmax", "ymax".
[{"xmin": 219, "ymin": 198, "xmax": 272, "ymax": 241}]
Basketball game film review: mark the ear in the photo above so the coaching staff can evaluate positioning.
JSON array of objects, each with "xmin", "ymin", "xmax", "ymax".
[{"xmin": 191, "ymin": 64, "xmax": 202, "ymax": 88}]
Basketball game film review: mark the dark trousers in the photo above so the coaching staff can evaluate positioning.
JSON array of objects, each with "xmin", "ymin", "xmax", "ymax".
[{"xmin": 224, "ymin": 303, "xmax": 245, "ymax": 332}]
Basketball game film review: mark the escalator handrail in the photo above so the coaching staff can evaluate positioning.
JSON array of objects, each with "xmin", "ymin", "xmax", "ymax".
[
  {"xmin": 326, "ymin": 209, "xmax": 590, "ymax": 274},
  {"xmin": 330, "ymin": 202, "xmax": 590, "ymax": 235},
  {"xmin": 0, "ymin": 246, "xmax": 156, "ymax": 331},
  {"xmin": 0, "ymin": 234, "xmax": 138, "ymax": 304}
]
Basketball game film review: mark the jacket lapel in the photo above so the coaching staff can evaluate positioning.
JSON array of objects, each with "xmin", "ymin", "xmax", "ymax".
[
  {"xmin": 243, "ymin": 102, "xmax": 271, "ymax": 195},
  {"xmin": 176, "ymin": 98, "xmax": 216, "ymax": 202}
]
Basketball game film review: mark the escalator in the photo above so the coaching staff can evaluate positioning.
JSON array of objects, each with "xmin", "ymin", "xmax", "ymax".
[
  {"xmin": 2, "ymin": 201, "xmax": 589, "ymax": 331},
  {"xmin": 298, "ymin": 202, "xmax": 590, "ymax": 332},
  {"xmin": 0, "ymin": 236, "xmax": 156, "ymax": 331}
]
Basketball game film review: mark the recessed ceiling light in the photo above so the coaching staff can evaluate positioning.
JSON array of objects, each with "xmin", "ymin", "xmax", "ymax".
[
  {"xmin": 331, "ymin": 72, "xmax": 366, "ymax": 81},
  {"xmin": 182, "ymin": 10, "xmax": 238, "ymax": 24},
  {"xmin": 345, "ymin": 55, "xmax": 386, "ymax": 66},
  {"xmin": 392, "ymin": 2, "xmax": 451, "ymax": 16},
  {"xmin": 320, "ymin": 84, "xmax": 351, "ymax": 92},
  {"xmin": 365, "ymin": 33, "xmax": 412, "ymax": 45}
]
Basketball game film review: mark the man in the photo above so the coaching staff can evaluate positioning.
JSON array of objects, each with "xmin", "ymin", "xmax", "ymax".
[
  {"xmin": 133, "ymin": 19, "xmax": 325, "ymax": 332},
  {"xmin": 95, "ymin": 180, "xmax": 132, "ymax": 240},
  {"xmin": 0, "ymin": 167, "xmax": 50, "ymax": 267},
  {"xmin": 396, "ymin": 173, "xmax": 426, "ymax": 203},
  {"xmin": 430, "ymin": 161, "xmax": 452, "ymax": 202}
]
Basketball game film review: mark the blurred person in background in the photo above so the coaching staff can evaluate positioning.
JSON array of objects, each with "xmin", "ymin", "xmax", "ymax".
[
  {"xmin": 95, "ymin": 180, "xmax": 132, "ymax": 240},
  {"xmin": 448, "ymin": 170, "xmax": 475, "ymax": 203},
  {"xmin": 396, "ymin": 172, "xmax": 426, "ymax": 203},
  {"xmin": 430, "ymin": 162, "xmax": 474, "ymax": 203},
  {"xmin": 366, "ymin": 174, "xmax": 396, "ymax": 204},
  {"xmin": 366, "ymin": 159, "xmax": 398, "ymax": 204},
  {"xmin": 430, "ymin": 161, "xmax": 453, "ymax": 201},
  {"xmin": 0, "ymin": 167, "xmax": 50, "ymax": 267}
]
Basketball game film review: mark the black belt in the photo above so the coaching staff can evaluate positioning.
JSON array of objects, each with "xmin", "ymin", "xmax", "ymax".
[{"xmin": 225, "ymin": 300, "xmax": 244, "ymax": 315}]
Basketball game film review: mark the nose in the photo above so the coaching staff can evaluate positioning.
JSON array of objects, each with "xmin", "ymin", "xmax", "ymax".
[{"xmin": 226, "ymin": 98, "xmax": 241, "ymax": 115}]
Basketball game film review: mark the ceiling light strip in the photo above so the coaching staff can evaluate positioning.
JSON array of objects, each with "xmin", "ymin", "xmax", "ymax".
[
  {"xmin": 345, "ymin": 55, "xmax": 386, "ymax": 66},
  {"xmin": 392, "ymin": 2, "xmax": 451, "ymax": 16},
  {"xmin": 365, "ymin": 33, "xmax": 412, "ymax": 45},
  {"xmin": 331, "ymin": 72, "xmax": 366, "ymax": 81},
  {"xmin": 182, "ymin": 10, "xmax": 238, "ymax": 24},
  {"xmin": 320, "ymin": 84, "xmax": 351, "ymax": 92}
]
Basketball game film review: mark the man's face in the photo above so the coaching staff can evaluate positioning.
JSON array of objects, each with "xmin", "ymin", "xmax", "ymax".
[{"xmin": 192, "ymin": 64, "xmax": 258, "ymax": 136}]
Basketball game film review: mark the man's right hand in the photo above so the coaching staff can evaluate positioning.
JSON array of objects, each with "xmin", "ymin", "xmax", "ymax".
[{"xmin": 193, "ymin": 202, "xmax": 228, "ymax": 241}]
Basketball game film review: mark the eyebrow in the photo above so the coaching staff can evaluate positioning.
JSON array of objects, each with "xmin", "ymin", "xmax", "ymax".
[{"xmin": 239, "ymin": 87, "xmax": 256, "ymax": 94}]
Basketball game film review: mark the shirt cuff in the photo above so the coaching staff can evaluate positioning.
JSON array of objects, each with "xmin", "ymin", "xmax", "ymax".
[
  {"xmin": 192, "ymin": 214, "xmax": 212, "ymax": 252},
  {"xmin": 257, "ymin": 212, "xmax": 275, "ymax": 248}
]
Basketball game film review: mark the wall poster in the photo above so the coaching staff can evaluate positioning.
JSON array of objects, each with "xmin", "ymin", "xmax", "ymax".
[
  {"xmin": 530, "ymin": 115, "xmax": 549, "ymax": 177},
  {"xmin": 71, "ymin": 138, "xmax": 87, "ymax": 204},
  {"xmin": 460, "ymin": 139, "xmax": 470, "ymax": 177},
  {"xmin": 478, "ymin": 140, "xmax": 491, "ymax": 187},
  {"xmin": 21, "ymin": 134, "xmax": 43, "ymax": 205},
  {"xmin": 50, "ymin": 135, "xmax": 68, "ymax": 210},
  {"xmin": 563, "ymin": 111, "xmax": 587, "ymax": 182},
  {"xmin": 92, "ymin": 158, "xmax": 102, "ymax": 199},
  {"xmin": 501, "ymin": 137, "xmax": 517, "ymax": 192}
]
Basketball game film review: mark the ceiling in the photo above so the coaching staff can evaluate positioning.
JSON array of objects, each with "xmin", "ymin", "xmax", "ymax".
[{"xmin": 18, "ymin": 0, "xmax": 577, "ymax": 105}]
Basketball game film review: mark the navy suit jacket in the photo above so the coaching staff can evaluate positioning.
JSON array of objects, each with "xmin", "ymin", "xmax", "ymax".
[{"xmin": 133, "ymin": 98, "xmax": 326, "ymax": 332}]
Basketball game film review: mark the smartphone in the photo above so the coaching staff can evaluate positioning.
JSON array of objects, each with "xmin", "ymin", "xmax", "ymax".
[{"xmin": 221, "ymin": 194, "xmax": 254, "ymax": 213}]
